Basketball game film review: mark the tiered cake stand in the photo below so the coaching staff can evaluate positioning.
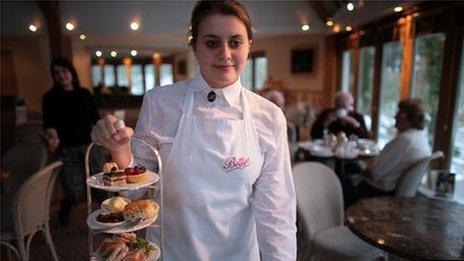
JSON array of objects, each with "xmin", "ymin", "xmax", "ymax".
[{"xmin": 84, "ymin": 137, "xmax": 163, "ymax": 260}]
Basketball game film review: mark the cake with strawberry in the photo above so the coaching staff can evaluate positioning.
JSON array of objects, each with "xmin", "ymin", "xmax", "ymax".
[{"xmin": 124, "ymin": 166, "xmax": 148, "ymax": 183}]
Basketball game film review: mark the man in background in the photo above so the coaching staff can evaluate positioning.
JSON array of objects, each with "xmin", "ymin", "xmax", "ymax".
[{"xmin": 311, "ymin": 91, "xmax": 369, "ymax": 139}]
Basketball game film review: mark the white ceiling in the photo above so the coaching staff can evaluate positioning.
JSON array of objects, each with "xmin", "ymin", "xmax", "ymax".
[{"xmin": 1, "ymin": 0, "xmax": 413, "ymax": 55}]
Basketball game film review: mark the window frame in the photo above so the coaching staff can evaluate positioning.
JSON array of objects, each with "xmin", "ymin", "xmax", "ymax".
[
  {"xmin": 335, "ymin": 3, "xmax": 464, "ymax": 171},
  {"xmin": 91, "ymin": 56, "xmax": 174, "ymax": 95}
]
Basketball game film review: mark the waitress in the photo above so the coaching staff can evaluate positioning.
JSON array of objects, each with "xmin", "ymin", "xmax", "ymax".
[{"xmin": 91, "ymin": 1, "xmax": 296, "ymax": 260}]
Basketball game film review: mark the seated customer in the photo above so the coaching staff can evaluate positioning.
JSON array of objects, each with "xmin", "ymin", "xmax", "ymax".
[
  {"xmin": 311, "ymin": 91, "xmax": 369, "ymax": 139},
  {"xmin": 356, "ymin": 98, "xmax": 432, "ymax": 198}
]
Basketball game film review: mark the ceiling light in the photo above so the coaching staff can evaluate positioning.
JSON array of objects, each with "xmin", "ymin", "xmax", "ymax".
[
  {"xmin": 347, "ymin": 2, "xmax": 354, "ymax": 11},
  {"xmin": 345, "ymin": 26, "xmax": 352, "ymax": 32},
  {"xmin": 301, "ymin": 24, "xmax": 310, "ymax": 31},
  {"xmin": 79, "ymin": 34, "xmax": 86, "ymax": 40},
  {"xmin": 28, "ymin": 24, "xmax": 37, "ymax": 32},
  {"xmin": 326, "ymin": 20, "xmax": 334, "ymax": 27},
  {"xmin": 95, "ymin": 50, "xmax": 102, "ymax": 57},
  {"xmin": 110, "ymin": 51, "xmax": 117, "ymax": 57},
  {"xmin": 394, "ymin": 6, "xmax": 403, "ymax": 12},
  {"xmin": 65, "ymin": 22, "xmax": 75, "ymax": 31},
  {"xmin": 130, "ymin": 22, "xmax": 140, "ymax": 31},
  {"xmin": 412, "ymin": 12, "xmax": 420, "ymax": 17},
  {"xmin": 130, "ymin": 50, "xmax": 138, "ymax": 57},
  {"xmin": 333, "ymin": 25, "xmax": 341, "ymax": 33}
]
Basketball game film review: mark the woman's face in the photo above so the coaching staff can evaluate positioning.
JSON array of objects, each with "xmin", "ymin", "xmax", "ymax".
[
  {"xmin": 52, "ymin": 65, "xmax": 73, "ymax": 89},
  {"xmin": 194, "ymin": 14, "xmax": 250, "ymax": 89}
]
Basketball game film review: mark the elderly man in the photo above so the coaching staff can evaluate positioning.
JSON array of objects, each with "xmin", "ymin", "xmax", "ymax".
[
  {"xmin": 356, "ymin": 98, "xmax": 432, "ymax": 198},
  {"xmin": 311, "ymin": 91, "xmax": 369, "ymax": 139}
]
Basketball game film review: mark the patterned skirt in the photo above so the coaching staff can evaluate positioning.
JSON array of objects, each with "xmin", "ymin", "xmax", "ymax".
[{"xmin": 59, "ymin": 144, "xmax": 110, "ymax": 202}]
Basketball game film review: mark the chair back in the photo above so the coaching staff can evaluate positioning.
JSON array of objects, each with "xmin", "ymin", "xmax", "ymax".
[
  {"xmin": 14, "ymin": 122, "xmax": 47, "ymax": 144},
  {"xmin": 293, "ymin": 162, "xmax": 344, "ymax": 239},
  {"xmin": 13, "ymin": 161, "xmax": 62, "ymax": 237},
  {"xmin": 1, "ymin": 142, "xmax": 48, "ymax": 201},
  {"xmin": 396, "ymin": 151, "xmax": 444, "ymax": 197}
]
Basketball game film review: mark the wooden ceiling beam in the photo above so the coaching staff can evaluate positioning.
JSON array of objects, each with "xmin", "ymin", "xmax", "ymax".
[{"xmin": 37, "ymin": 1, "xmax": 72, "ymax": 60}]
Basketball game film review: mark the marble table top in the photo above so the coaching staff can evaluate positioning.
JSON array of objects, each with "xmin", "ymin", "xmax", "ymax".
[{"xmin": 346, "ymin": 196, "xmax": 464, "ymax": 260}]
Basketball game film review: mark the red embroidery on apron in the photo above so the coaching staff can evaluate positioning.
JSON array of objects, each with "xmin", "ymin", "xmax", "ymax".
[{"xmin": 222, "ymin": 156, "xmax": 251, "ymax": 172}]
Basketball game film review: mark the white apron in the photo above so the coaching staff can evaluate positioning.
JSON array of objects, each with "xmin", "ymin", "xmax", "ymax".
[{"xmin": 160, "ymin": 87, "xmax": 263, "ymax": 260}]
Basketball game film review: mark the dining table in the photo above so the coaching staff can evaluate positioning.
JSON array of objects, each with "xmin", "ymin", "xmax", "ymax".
[{"xmin": 345, "ymin": 196, "xmax": 464, "ymax": 260}]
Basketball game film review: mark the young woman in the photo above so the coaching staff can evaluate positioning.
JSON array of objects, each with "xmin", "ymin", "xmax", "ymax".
[
  {"xmin": 42, "ymin": 57, "xmax": 100, "ymax": 224},
  {"xmin": 91, "ymin": 1, "xmax": 296, "ymax": 259}
]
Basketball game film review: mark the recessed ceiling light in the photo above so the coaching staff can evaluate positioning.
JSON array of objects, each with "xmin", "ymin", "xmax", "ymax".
[
  {"xmin": 394, "ymin": 6, "xmax": 403, "ymax": 12},
  {"xmin": 345, "ymin": 26, "xmax": 352, "ymax": 31},
  {"xmin": 130, "ymin": 22, "xmax": 140, "ymax": 31},
  {"xmin": 131, "ymin": 50, "xmax": 138, "ymax": 57},
  {"xmin": 301, "ymin": 24, "xmax": 310, "ymax": 31},
  {"xmin": 65, "ymin": 22, "xmax": 75, "ymax": 31},
  {"xmin": 412, "ymin": 12, "xmax": 419, "ymax": 17},
  {"xmin": 110, "ymin": 51, "xmax": 117, "ymax": 57},
  {"xmin": 95, "ymin": 50, "xmax": 102, "ymax": 57},
  {"xmin": 333, "ymin": 25, "xmax": 341, "ymax": 33},
  {"xmin": 326, "ymin": 20, "xmax": 334, "ymax": 27},
  {"xmin": 79, "ymin": 34, "xmax": 86, "ymax": 40},
  {"xmin": 28, "ymin": 24, "xmax": 37, "ymax": 32},
  {"xmin": 347, "ymin": 2, "xmax": 354, "ymax": 11}
]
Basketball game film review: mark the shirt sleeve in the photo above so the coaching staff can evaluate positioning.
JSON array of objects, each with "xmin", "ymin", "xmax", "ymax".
[
  {"xmin": 85, "ymin": 89, "xmax": 100, "ymax": 124},
  {"xmin": 42, "ymin": 92, "xmax": 55, "ymax": 130},
  {"xmin": 251, "ymin": 111, "xmax": 297, "ymax": 261},
  {"xmin": 132, "ymin": 93, "xmax": 160, "ymax": 172},
  {"xmin": 369, "ymin": 135, "xmax": 410, "ymax": 181}
]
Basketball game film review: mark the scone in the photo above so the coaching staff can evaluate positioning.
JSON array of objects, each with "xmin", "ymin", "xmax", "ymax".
[
  {"xmin": 106, "ymin": 196, "xmax": 130, "ymax": 213},
  {"xmin": 122, "ymin": 199, "xmax": 159, "ymax": 222}
]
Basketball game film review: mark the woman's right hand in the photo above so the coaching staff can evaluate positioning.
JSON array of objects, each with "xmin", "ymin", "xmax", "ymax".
[{"xmin": 91, "ymin": 114, "xmax": 134, "ymax": 152}]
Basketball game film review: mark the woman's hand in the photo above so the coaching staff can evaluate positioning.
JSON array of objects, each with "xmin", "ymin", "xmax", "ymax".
[
  {"xmin": 45, "ymin": 128, "xmax": 60, "ymax": 153},
  {"xmin": 91, "ymin": 114, "xmax": 134, "ymax": 168},
  {"xmin": 91, "ymin": 114, "xmax": 133, "ymax": 151}
]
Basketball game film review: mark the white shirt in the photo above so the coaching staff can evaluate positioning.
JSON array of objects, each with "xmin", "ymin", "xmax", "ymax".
[
  {"xmin": 366, "ymin": 128, "xmax": 432, "ymax": 191},
  {"xmin": 132, "ymin": 74, "xmax": 297, "ymax": 261}
]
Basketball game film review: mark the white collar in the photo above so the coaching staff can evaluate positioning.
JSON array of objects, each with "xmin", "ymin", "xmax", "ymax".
[{"xmin": 192, "ymin": 73, "xmax": 241, "ymax": 106}]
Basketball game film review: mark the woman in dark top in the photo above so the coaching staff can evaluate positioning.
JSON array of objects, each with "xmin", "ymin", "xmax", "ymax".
[{"xmin": 42, "ymin": 57, "xmax": 99, "ymax": 224}]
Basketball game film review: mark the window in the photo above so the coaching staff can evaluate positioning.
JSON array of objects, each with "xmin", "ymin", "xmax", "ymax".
[
  {"xmin": 144, "ymin": 64, "xmax": 156, "ymax": 91},
  {"xmin": 116, "ymin": 65, "xmax": 128, "ymax": 87},
  {"xmin": 410, "ymin": 33, "xmax": 446, "ymax": 146},
  {"xmin": 91, "ymin": 57, "xmax": 174, "ymax": 95},
  {"xmin": 241, "ymin": 60, "xmax": 253, "ymax": 90},
  {"xmin": 103, "ymin": 65, "xmax": 115, "ymax": 87},
  {"xmin": 356, "ymin": 47, "xmax": 376, "ymax": 131},
  {"xmin": 91, "ymin": 65, "xmax": 102, "ymax": 87},
  {"xmin": 241, "ymin": 53, "xmax": 267, "ymax": 91},
  {"xmin": 160, "ymin": 63, "xmax": 173, "ymax": 86},
  {"xmin": 341, "ymin": 50, "xmax": 354, "ymax": 93},
  {"xmin": 131, "ymin": 65, "xmax": 144, "ymax": 95},
  {"xmin": 254, "ymin": 57, "xmax": 268, "ymax": 91},
  {"xmin": 378, "ymin": 41, "xmax": 403, "ymax": 148},
  {"xmin": 450, "ymin": 39, "xmax": 464, "ymax": 202}
]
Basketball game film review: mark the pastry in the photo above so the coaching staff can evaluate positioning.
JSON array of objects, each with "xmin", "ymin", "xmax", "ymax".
[
  {"xmin": 103, "ymin": 162, "xmax": 119, "ymax": 173},
  {"xmin": 124, "ymin": 166, "xmax": 149, "ymax": 183},
  {"xmin": 122, "ymin": 200, "xmax": 159, "ymax": 222},
  {"xmin": 103, "ymin": 171, "xmax": 127, "ymax": 186}
]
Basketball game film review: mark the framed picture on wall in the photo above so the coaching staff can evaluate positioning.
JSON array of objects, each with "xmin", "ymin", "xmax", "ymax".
[{"xmin": 291, "ymin": 48, "xmax": 314, "ymax": 73}]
